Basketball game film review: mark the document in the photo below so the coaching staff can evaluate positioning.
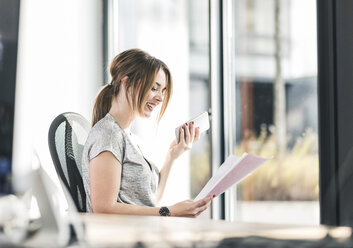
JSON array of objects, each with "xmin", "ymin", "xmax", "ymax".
[{"xmin": 194, "ymin": 153, "xmax": 271, "ymax": 201}]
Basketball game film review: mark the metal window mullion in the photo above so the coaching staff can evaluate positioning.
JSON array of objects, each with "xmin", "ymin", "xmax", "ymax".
[
  {"xmin": 222, "ymin": 0, "xmax": 237, "ymax": 222},
  {"xmin": 209, "ymin": 0, "xmax": 225, "ymax": 220}
]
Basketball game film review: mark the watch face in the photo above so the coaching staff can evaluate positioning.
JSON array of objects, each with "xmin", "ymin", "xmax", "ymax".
[{"xmin": 159, "ymin": 207, "xmax": 170, "ymax": 216}]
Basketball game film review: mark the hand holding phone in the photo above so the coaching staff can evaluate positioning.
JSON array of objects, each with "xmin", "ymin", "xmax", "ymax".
[{"xmin": 175, "ymin": 112, "xmax": 210, "ymax": 143}]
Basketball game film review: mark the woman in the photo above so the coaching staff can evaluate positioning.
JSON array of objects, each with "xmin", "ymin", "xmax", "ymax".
[{"xmin": 82, "ymin": 49, "xmax": 212, "ymax": 217}]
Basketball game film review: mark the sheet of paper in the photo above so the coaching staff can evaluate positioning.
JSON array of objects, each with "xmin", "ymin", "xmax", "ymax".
[
  {"xmin": 194, "ymin": 153, "xmax": 270, "ymax": 201},
  {"xmin": 194, "ymin": 155, "xmax": 242, "ymax": 201}
]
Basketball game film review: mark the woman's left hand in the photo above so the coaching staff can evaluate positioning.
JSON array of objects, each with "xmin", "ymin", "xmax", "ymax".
[{"xmin": 168, "ymin": 121, "xmax": 200, "ymax": 160}]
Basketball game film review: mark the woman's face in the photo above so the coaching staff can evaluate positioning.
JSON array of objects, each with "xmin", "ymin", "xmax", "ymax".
[{"xmin": 141, "ymin": 69, "xmax": 166, "ymax": 118}]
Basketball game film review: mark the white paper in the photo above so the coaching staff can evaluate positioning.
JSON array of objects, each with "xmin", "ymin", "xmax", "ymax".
[{"xmin": 194, "ymin": 153, "xmax": 270, "ymax": 201}]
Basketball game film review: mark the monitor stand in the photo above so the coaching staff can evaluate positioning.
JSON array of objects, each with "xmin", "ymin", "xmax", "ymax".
[{"xmin": 22, "ymin": 167, "xmax": 86, "ymax": 247}]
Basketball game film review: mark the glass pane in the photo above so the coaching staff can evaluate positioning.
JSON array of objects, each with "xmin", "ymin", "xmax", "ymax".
[
  {"xmin": 188, "ymin": 0, "xmax": 211, "ymax": 201},
  {"xmin": 115, "ymin": 0, "xmax": 211, "ymax": 217},
  {"xmin": 233, "ymin": 0, "xmax": 319, "ymax": 225}
]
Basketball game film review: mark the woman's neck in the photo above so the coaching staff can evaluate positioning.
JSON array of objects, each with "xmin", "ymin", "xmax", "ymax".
[{"xmin": 109, "ymin": 96, "xmax": 137, "ymax": 130}]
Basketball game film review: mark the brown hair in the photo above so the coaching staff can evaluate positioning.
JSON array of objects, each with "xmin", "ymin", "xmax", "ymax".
[{"xmin": 92, "ymin": 49, "xmax": 173, "ymax": 126}]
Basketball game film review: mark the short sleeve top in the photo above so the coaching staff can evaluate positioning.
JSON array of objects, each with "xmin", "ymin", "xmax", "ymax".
[{"xmin": 81, "ymin": 113, "xmax": 160, "ymax": 213}]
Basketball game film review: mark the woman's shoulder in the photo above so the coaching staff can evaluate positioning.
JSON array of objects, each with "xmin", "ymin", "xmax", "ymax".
[
  {"xmin": 88, "ymin": 114, "xmax": 125, "ymax": 142},
  {"xmin": 92, "ymin": 114, "xmax": 123, "ymax": 134},
  {"xmin": 83, "ymin": 114, "xmax": 126, "ymax": 162}
]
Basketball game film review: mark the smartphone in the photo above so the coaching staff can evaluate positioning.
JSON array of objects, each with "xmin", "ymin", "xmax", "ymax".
[{"xmin": 175, "ymin": 112, "xmax": 210, "ymax": 143}]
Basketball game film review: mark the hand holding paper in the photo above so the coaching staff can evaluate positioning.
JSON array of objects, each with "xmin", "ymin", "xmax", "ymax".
[{"xmin": 194, "ymin": 153, "xmax": 271, "ymax": 201}]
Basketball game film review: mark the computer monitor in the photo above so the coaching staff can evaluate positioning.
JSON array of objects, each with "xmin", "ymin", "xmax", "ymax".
[{"xmin": 0, "ymin": 0, "xmax": 20, "ymax": 195}]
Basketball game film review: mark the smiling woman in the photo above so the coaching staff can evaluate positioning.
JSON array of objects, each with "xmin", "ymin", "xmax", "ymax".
[
  {"xmin": 82, "ymin": 48, "xmax": 212, "ymax": 217},
  {"xmin": 142, "ymin": 70, "xmax": 167, "ymax": 118},
  {"xmin": 91, "ymin": 49, "xmax": 172, "ymax": 126}
]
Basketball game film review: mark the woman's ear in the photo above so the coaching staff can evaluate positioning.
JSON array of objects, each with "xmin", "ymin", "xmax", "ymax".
[
  {"xmin": 118, "ymin": 76, "xmax": 129, "ymax": 96},
  {"xmin": 120, "ymin": 76, "xmax": 129, "ymax": 86}
]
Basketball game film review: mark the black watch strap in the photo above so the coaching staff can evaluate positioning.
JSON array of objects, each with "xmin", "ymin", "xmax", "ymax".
[{"xmin": 159, "ymin": 206, "xmax": 171, "ymax": 216}]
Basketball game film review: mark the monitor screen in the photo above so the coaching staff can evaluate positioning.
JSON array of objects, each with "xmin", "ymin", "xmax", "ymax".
[{"xmin": 0, "ymin": 0, "xmax": 20, "ymax": 195}]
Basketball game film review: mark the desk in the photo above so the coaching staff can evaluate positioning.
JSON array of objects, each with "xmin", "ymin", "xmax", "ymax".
[{"xmin": 81, "ymin": 214, "xmax": 352, "ymax": 248}]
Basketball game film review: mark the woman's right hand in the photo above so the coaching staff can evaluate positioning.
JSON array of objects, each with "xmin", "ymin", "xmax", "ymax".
[{"xmin": 168, "ymin": 195, "xmax": 213, "ymax": 218}]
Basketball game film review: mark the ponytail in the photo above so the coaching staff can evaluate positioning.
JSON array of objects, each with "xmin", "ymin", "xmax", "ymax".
[{"xmin": 92, "ymin": 84, "xmax": 114, "ymax": 127}]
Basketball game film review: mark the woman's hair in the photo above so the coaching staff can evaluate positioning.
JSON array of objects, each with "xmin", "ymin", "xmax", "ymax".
[{"xmin": 92, "ymin": 48, "xmax": 173, "ymax": 126}]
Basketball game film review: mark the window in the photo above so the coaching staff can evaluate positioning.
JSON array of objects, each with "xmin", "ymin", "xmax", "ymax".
[{"xmin": 226, "ymin": 0, "xmax": 319, "ymax": 225}]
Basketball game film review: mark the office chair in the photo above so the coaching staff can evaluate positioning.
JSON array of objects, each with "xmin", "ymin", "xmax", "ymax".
[{"xmin": 48, "ymin": 112, "xmax": 90, "ymax": 212}]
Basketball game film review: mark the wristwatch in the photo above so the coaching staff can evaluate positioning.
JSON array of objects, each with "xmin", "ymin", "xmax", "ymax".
[{"xmin": 159, "ymin": 206, "xmax": 171, "ymax": 216}]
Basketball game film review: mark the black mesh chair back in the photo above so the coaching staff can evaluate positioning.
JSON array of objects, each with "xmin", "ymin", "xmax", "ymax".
[{"xmin": 48, "ymin": 112, "xmax": 90, "ymax": 212}]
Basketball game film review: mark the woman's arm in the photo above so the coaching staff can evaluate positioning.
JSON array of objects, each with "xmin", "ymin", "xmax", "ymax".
[
  {"xmin": 156, "ymin": 153, "xmax": 174, "ymax": 204},
  {"xmin": 90, "ymin": 150, "xmax": 211, "ymax": 216},
  {"xmin": 90, "ymin": 151, "xmax": 159, "ymax": 215},
  {"xmin": 156, "ymin": 122, "xmax": 200, "ymax": 204}
]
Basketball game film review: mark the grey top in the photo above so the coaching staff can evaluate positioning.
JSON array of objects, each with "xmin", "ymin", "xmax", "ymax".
[{"xmin": 82, "ymin": 113, "xmax": 159, "ymax": 213}]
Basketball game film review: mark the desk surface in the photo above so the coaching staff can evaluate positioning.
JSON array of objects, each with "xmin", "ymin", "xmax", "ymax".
[{"xmin": 81, "ymin": 214, "xmax": 352, "ymax": 247}]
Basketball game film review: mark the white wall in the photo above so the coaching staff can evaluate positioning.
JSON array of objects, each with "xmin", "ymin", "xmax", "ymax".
[{"xmin": 13, "ymin": 0, "xmax": 103, "ymax": 192}]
